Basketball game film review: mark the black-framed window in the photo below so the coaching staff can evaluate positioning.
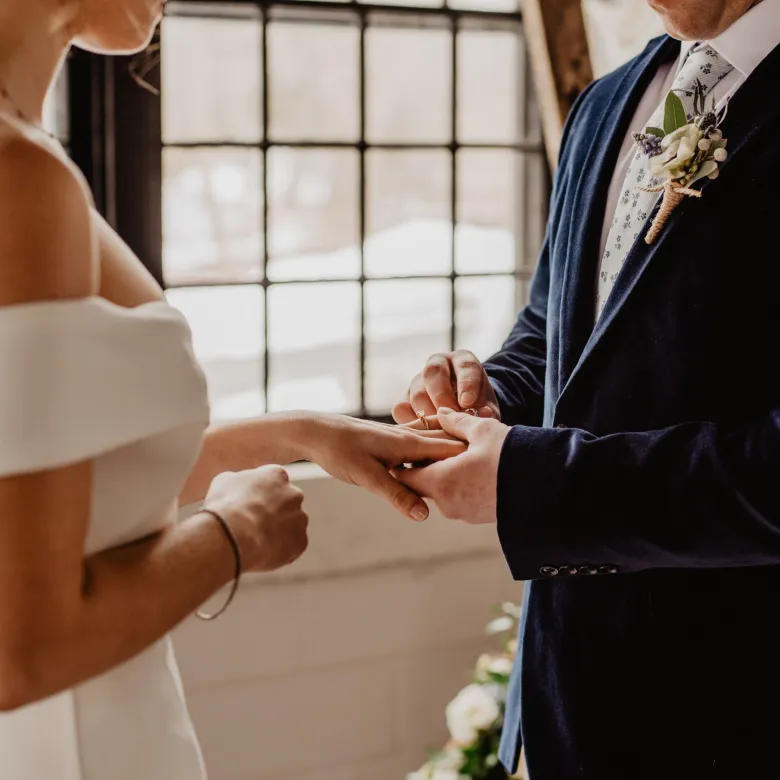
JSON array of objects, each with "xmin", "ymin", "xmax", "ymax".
[{"xmin": 69, "ymin": 0, "xmax": 548, "ymax": 422}]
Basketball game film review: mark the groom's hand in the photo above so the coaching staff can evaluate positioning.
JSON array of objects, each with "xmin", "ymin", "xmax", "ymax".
[
  {"xmin": 395, "ymin": 407, "xmax": 510, "ymax": 525},
  {"xmin": 392, "ymin": 350, "xmax": 501, "ymax": 424}
]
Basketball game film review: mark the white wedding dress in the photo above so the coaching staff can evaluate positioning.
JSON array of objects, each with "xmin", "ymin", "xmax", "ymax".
[{"xmin": 0, "ymin": 297, "xmax": 212, "ymax": 779}]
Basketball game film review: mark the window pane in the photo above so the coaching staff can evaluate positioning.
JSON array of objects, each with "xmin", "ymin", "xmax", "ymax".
[
  {"xmin": 267, "ymin": 148, "xmax": 360, "ymax": 281},
  {"xmin": 366, "ymin": 150, "xmax": 451, "ymax": 278},
  {"xmin": 449, "ymin": 0, "xmax": 518, "ymax": 11},
  {"xmin": 456, "ymin": 150, "xmax": 518, "ymax": 274},
  {"xmin": 167, "ymin": 286, "xmax": 265, "ymax": 421},
  {"xmin": 163, "ymin": 148, "xmax": 263, "ymax": 285},
  {"xmin": 269, "ymin": 21, "xmax": 359, "ymax": 142},
  {"xmin": 366, "ymin": 26, "xmax": 452, "ymax": 143},
  {"xmin": 361, "ymin": 0, "xmax": 442, "ymax": 6},
  {"xmin": 268, "ymin": 282, "xmax": 360, "ymax": 413},
  {"xmin": 458, "ymin": 29, "xmax": 520, "ymax": 144},
  {"xmin": 162, "ymin": 16, "xmax": 262, "ymax": 144},
  {"xmin": 455, "ymin": 276, "xmax": 519, "ymax": 361},
  {"xmin": 365, "ymin": 279, "xmax": 450, "ymax": 414}
]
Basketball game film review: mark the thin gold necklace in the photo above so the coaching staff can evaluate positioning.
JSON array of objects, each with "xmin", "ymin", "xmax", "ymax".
[{"xmin": 0, "ymin": 82, "xmax": 57, "ymax": 140}]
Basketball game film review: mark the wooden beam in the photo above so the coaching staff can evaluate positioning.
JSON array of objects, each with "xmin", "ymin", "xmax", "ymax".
[{"xmin": 522, "ymin": 0, "xmax": 593, "ymax": 170}]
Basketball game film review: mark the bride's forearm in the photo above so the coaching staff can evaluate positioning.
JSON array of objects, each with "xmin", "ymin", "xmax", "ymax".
[{"xmin": 179, "ymin": 412, "xmax": 315, "ymax": 507}]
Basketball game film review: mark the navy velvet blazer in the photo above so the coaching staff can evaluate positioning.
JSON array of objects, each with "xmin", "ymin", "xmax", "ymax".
[{"xmin": 486, "ymin": 35, "xmax": 780, "ymax": 779}]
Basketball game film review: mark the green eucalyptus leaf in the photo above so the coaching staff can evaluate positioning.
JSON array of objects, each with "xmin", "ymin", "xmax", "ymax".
[
  {"xmin": 645, "ymin": 126, "xmax": 665, "ymax": 138},
  {"xmin": 663, "ymin": 91, "xmax": 687, "ymax": 135}
]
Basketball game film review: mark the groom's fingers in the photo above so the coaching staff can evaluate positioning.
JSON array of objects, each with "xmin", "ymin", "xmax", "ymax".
[
  {"xmin": 451, "ymin": 350, "xmax": 486, "ymax": 409},
  {"xmin": 393, "ymin": 463, "xmax": 443, "ymax": 500},
  {"xmin": 404, "ymin": 408, "xmax": 493, "ymax": 433},
  {"xmin": 362, "ymin": 461, "xmax": 431, "ymax": 522},
  {"xmin": 400, "ymin": 432, "xmax": 466, "ymax": 462},
  {"xmin": 437, "ymin": 407, "xmax": 482, "ymax": 442},
  {"xmin": 422, "ymin": 354, "xmax": 460, "ymax": 410},
  {"xmin": 392, "ymin": 400, "xmax": 418, "ymax": 424},
  {"xmin": 410, "ymin": 372, "xmax": 440, "ymax": 417},
  {"xmin": 403, "ymin": 414, "xmax": 443, "ymax": 432}
]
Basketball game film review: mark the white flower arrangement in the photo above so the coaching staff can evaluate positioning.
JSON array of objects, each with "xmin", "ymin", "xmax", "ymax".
[
  {"xmin": 632, "ymin": 81, "xmax": 729, "ymax": 244},
  {"xmin": 408, "ymin": 602, "xmax": 526, "ymax": 780}
]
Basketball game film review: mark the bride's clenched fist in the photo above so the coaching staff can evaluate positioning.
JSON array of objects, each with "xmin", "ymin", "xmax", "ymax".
[{"xmin": 203, "ymin": 466, "xmax": 308, "ymax": 573}]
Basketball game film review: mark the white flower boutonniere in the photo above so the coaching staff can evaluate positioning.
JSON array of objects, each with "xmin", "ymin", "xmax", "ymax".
[{"xmin": 632, "ymin": 82, "xmax": 729, "ymax": 244}]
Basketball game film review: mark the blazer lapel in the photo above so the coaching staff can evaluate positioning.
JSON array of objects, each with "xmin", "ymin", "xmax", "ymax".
[
  {"xmin": 557, "ymin": 36, "xmax": 680, "ymax": 393},
  {"xmin": 559, "ymin": 38, "xmax": 780, "ymax": 406}
]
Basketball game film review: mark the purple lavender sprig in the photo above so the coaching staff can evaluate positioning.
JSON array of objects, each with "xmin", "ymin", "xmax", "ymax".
[{"xmin": 632, "ymin": 131, "xmax": 663, "ymax": 157}]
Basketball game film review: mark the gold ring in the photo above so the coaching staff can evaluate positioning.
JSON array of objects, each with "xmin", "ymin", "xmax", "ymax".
[
  {"xmin": 416, "ymin": 411, "xmax": 430, "ymax": 430},
  {"xmin": 464, "ymin": 408, "xmax": 479, "ymax": 417}
]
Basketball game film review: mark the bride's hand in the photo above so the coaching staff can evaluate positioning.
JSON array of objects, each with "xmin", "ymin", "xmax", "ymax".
[{"xmin": 298, "ymin": 414, "xmax": 466, "ymax": 522}]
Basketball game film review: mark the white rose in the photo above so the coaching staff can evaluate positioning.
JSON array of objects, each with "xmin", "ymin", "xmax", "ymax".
[
  {"xmin": 488, "ymin": 656, "xmax": 513, "ymax": 676},
  {"xmin": 435, "ymin": 746, "xmax": 464, "ymax": 770},
  {"xmin": 486, "ymin": 616, "xmax": 514, "ymax": 635},
  {"xmin": 476, "ymin": 653, "xmax": 493, "ymax": 674},
  {"xmin": 501, "ymin": 601, "xmax": 522, "ymax": 618},
  {"xmin": 429, "ymin": 771, "xmax": 462, "ymax": 780},
  {"xmin": 649, "ymin": 124, "xmax": 703, "ymax": 180},
  {"xmin": 483, "ymin": 682, "xmax": 508, "ymax": 707},
  {"xmin": 446, "ymin": 684, "xmax": 501, "ymax": 744},
  {"xmin": 477, "ymin": 654, "xmax": 513, "ymax": 678},
  {"xmin": 408, "ymin": 768, "xmax": 463, "ymax": 780}
]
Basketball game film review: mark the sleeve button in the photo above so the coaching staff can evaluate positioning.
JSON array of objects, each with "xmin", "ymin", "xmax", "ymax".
[
  {"xmin": 598, "ymin": 565, "xmax": 619, "ymax": 575},
  {"xmin": 539, "ymin": 566, "xmax": 559, "ymax": 577},
  {"xmin": 578, "ymin": 566, "xmax": 597, "ymax": 575},
  {"xmin": 560, "ymin": 565, "xmax": 579, "ymax": 575}
]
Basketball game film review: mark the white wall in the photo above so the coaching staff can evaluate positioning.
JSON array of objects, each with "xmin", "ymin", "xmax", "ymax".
[
  {"xmin": 174, "ymin": 465, "xmax": 521, "ymax": 780},
  {"xmin": 583, "ymin": 0, "xmax": 665, "ymax": 78}
]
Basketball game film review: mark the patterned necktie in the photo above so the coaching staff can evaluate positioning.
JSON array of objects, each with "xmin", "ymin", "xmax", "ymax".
[{"xmin": 595, "ymin": 43, "xmax": 734, "ymax": 321}]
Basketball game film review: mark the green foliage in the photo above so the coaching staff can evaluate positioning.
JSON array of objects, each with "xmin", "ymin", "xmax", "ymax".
[
  {"xmin": 663, "ymin": 91, "xmax": 688, "ymax": 136},
  {"xmin": 459, "ymin": 729, "xmax": 507, "ymax": 780}
]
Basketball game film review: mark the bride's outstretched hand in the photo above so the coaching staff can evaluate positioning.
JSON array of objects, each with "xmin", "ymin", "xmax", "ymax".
[{"xmin": 299, "ymin": 414, "xmax": 466, "ymax": 522}]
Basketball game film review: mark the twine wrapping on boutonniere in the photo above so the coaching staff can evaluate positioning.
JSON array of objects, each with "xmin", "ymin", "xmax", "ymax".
[{"xmin": 632, "ymin": 81, "xmax": 729, "ymax": 244}]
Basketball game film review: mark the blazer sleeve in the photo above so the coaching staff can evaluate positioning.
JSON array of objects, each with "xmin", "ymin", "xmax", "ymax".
[
  {"xmin": 497, "ymin": 413, "xmax": 780, "ymax": 579},
  {"xmin": 482, "ymin": 81, "xmax": 597, "ymax": 427}
]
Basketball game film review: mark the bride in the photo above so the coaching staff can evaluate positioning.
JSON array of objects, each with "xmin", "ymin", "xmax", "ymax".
[{"xmin": 0, "ymin": 1, "xmax": 464, "ymax": 777}]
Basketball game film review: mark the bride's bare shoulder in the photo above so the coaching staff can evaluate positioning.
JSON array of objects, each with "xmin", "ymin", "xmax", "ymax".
[{"xmin": 0, "ymin": 133, "xmax": 96, "ymax": 307}]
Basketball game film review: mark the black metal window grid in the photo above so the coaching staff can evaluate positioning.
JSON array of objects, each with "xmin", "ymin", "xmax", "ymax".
[{"xmin": 69, "ymin": 0, "xmax": 549, "ymax": 422}]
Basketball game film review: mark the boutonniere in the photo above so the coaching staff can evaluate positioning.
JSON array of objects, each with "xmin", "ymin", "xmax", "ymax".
[{"xmin": 632, "ymin": 82, "xmax": 728, "ymax": 244}]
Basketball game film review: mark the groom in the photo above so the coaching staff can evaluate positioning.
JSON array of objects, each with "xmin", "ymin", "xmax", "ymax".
[{"xmin": 394, "ymin": 0, "xmax": 780, "ymax": 776}]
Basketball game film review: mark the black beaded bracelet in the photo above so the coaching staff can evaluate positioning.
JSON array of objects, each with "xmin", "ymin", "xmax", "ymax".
[{"xmin": 196, "ymin": 509, "xmax": 243, "ymax": 621}]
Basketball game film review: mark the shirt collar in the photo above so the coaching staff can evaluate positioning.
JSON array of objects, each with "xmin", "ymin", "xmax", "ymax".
[{"xmin": 679, "ymin": 0, "xmax": 780, "ymax": 77}]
